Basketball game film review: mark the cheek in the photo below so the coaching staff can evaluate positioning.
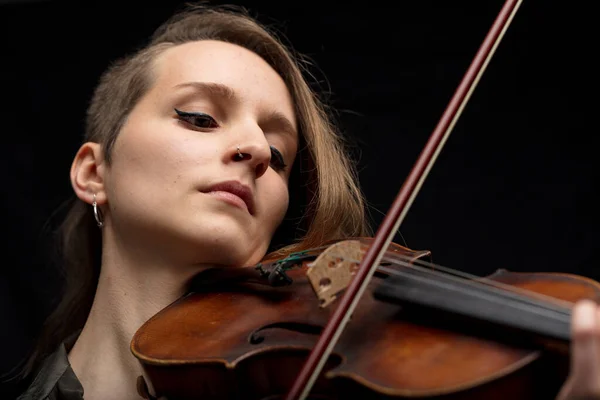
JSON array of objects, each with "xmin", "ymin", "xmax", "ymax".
[
  {"xmin": 262, "ymin": 178, "xmax": 290, "ymax": 228},
  {"xmin": 276, "ymin": 189, "xmax": 290, "ymax": 223},
  {"xmin": 110, "ymin": 122, "xmax": 216, "ymax": 186}
]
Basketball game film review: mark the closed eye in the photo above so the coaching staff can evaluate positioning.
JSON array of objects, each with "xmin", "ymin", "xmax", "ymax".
[
  {"xmin": 174, "ymin": 108, "xmax": 218, "ymax": 129},
  {"xmin": 270, "ymin": 146, "xmax": 287, "ymax": 171}
]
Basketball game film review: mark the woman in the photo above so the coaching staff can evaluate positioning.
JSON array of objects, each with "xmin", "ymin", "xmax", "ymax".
[
  {"xmin": 16, "ymin": 4, "xmax": 366, "ymax": 399},
  {"xmin": 14, "ymin": 3, "xmax": 600, "ymax": 400}
]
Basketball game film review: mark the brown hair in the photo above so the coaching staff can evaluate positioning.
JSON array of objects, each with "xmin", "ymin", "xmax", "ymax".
[{"xmin": 18, "ymin": 3, "xmax": 370, "ymax": 381}]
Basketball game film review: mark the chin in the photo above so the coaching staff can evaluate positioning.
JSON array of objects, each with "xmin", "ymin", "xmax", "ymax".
[{"xmin": 183, "ymin": 221, "xmax": 268, "ymax": 267}]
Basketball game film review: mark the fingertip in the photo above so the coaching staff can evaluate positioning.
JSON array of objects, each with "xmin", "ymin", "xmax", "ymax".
[{"xmin": 572, "ymin": 300, "xmax": 599, "ymax": 337}]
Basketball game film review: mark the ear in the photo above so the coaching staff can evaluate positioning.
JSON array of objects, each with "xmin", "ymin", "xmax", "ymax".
[{"xmin": 70, "ymin": 142, "xmax": 107, "ymax": 205}]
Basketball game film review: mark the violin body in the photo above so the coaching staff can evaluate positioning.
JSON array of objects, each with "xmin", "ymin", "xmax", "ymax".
[{"xmin": 131, "ymin": 239, "xmax": 600, "ymax": 399}]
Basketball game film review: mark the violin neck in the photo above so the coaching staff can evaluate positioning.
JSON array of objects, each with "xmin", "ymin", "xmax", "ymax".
[{"xmin": 372, "ymin": 270, "xmax": 571, "ymax": 352}]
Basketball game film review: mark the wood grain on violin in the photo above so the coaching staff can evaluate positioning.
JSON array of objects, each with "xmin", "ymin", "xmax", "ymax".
[{"xmin": 132, "ymin": 238, "xmax": 600, "ymax": 399}]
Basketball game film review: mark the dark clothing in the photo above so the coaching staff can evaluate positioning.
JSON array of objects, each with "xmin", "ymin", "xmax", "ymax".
[{"xmin": 17, "ymin": 333, "xmax": 83, "ymax": 400}]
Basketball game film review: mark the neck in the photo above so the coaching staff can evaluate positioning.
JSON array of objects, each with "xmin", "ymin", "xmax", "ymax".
[{"xmin": 68, "ymin": 231, "xmax": 210, "ymax": 400}]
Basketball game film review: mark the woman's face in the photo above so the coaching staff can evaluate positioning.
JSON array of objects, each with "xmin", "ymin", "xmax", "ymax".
[{"xmin": 103, "ymin": 40, "xmax": 298, "ymax": 267}]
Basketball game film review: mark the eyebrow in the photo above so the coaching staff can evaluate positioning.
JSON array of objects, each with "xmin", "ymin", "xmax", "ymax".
[
  {"xmin": 174, "ymin": 81, "xmax": 236, "ymax": 101},
  {"xmin": 173, "ymin": 81, "xmax": 298, "ymax": 138}
]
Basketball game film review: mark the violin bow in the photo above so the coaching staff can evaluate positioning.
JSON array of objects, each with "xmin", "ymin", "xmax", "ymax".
[{"xmin": 284, "ymin": 1, "xmax": 523, "ymax": 399}]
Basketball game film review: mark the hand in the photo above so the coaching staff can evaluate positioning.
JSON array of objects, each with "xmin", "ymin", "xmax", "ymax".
[{"xmin": 557, "ymin": 299, "xmax": 600, "ymax": 399}]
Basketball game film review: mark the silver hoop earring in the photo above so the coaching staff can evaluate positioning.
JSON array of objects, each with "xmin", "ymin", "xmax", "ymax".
[
  {"xmin": 93, "ymin": 193, "xmax": 104, "ymax": 228},
  {"xmin": 236, "ymin": 145, "xmax": 243, "ymax": 159}
]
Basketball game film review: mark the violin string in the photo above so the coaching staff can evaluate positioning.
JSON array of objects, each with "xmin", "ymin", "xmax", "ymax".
[
  {"xmin": 345, "ymin": 252, "xmax": 572, "ymax": 324},
  {"xmin": 340, "ymin": 247, "xmax": 573, "ymax": 315},
  {"xmin": 375, "ymin": 252, "xmax": 574, "ymax": 317},
  {"xmin": 335, "ymin": 253, "xmax": 571, "ymax": 325},
  {"xmin": 376, "ymin": 264, "xmax": 571, "ymax": 324},
  {"xmin": 301, "ymin": 242, "xmax": 574, "ymax": 315},
  {"xmin": 382, "ymin": 252, "xmax": 574, "ymax": 313}
]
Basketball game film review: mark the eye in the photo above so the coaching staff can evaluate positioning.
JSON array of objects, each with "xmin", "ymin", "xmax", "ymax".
[
  {"xmin": 270, "ymin": 146, "xmax": 288, "ymax": 171},
  {"xmin": 174, "ymin": 108, "xmax": 218, "ymax": 129}
]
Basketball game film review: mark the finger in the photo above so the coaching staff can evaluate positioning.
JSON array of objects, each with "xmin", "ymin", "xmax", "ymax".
[{"xmin": 569, "ymin": 300, "xmax": 600, "ymax": 393}]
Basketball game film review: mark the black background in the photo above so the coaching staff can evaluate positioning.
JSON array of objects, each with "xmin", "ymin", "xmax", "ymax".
[{"xmin": 1, "ymin": 0, "xmax": 596, "ymax": 397}]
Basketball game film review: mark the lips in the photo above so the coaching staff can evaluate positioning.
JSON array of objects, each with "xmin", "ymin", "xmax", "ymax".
[{"xmin": 203, "ymin": 180, "xmax": 255, "ymax": 215}]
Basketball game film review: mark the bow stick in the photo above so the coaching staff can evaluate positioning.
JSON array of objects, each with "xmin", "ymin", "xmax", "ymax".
[{"xmin": 284, "ymin": 1, "xmax": 524, "ymax": 399}]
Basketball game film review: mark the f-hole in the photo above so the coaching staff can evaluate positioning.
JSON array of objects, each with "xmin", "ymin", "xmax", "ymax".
[{"xmin": 249, "ymin": 322, "xmax": 323, "ymax": 344}]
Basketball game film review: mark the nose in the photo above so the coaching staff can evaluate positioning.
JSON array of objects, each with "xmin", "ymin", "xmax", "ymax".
[{"xmin": 229, "ymin": 125, "xmax": 271, "ymax": 179}]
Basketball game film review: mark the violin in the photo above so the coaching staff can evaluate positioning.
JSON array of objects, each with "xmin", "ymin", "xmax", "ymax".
[
  {"xmin": 132, "ymin": 237, "xmax": 600, "ymax": 399},
  {"xmin": 131, "ymin": 0, "xmax": 600, "ymax": 398}
]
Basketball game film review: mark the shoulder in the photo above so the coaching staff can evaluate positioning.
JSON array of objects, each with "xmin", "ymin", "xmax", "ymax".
[{"xmin": 17, "ymin": 333, "xmax": 83, "ymax": 400}]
